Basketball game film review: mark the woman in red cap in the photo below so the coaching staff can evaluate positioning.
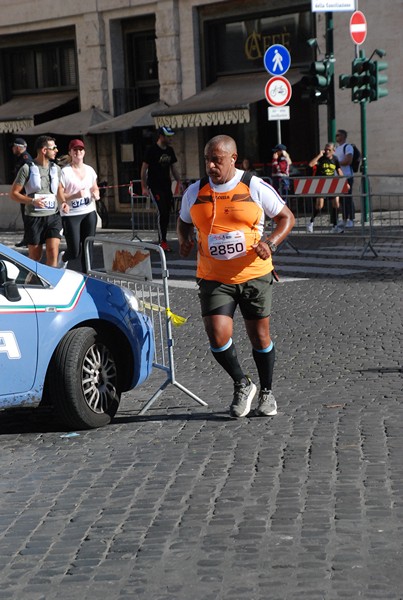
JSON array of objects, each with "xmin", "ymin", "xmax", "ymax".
[
  {"xmin": 271, "ymin": 143, "xmax": 292, "ymax": 201},
  {"xmin": 59, "ymin": 139, "xmax": 100, "ymax": 271}
]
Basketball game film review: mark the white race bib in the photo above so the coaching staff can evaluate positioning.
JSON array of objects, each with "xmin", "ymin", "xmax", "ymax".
[
  {"xmin": 34, "ymin": 194, "xmax": 56, "ymax": 210},
  {"xmin": 71, "ymin": 197, "xmax": 91, "ymax": 209},
  {"xmin": 208, "ymin": 231, "xmax": 247, "ymax": 260}
]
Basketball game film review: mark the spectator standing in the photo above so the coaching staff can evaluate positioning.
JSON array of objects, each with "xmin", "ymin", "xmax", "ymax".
[
  {"xmin": 334, "ymin": 129, "xmax": 355, "ymax": 228},
  {"xmin": 241, "ymin": 157, "xmax": 257, "ymax": 176},
  {"xmin": 11, "ymin": 138, "xmax": 32, "ymax": 248},
  {"xmin": 141, "ymin": 126, "xmax": 182, "ymax": 252},
  {"xmin": 271, "ymin": 143, "xmax": 292, "ymax": 200},
  {"xmin": 10, "ymin": 135, "xmax": 67, "ymax": 267},
  {"xmin": 177, "ymin": 134, "xmax": 295, "ymax": 418},
  {"xmin": 59, "ymin": 139, "xmax": 100, "ymax": 272},
  {"xmin": 306, "ymin": 143, "xmax": 344, "ymax": 233}
]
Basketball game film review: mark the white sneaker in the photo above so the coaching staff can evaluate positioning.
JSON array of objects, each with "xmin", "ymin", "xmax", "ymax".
[
  {"xmin": 256, "ymin": 390, "xmax": 277, "ymax": 417},
  {"xmin": 330, "ymin": 225, "xmax": 344, "ymax": 233},
  {"xmin": 306, "ymin": 221, "xmax": 314, "ymax": 233},
  {"xmin": 345, "ymin": 219, "xmax": 354, "ymax": 228},
  {"xmin": 57, "ymin": 252, "xmax": 68, "ymax": 269}
]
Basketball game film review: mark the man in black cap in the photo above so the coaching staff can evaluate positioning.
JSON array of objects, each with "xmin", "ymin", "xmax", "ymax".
[
  {"xmin": 271, "ymin": 143, "xmax": 292, "ymax": 200},
  {"xmin": 12, "ymin": 138, "xmax": 33, "ymax": 247},
  {"xmin": 141, "ymin": 126, "xmax": 182, "ymax": 252}
]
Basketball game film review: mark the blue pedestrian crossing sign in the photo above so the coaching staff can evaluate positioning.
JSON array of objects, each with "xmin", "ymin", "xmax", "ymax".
[{"xmin": 264, "ymin": 44, "xmax": 291, "ymax": 76}]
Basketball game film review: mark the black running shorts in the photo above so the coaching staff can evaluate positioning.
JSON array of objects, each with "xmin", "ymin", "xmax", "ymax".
[
  {"xmin": 24, "ymin": 213, "xmax": 63, "ymax": 246},
  {"xmin": 198, "ymin": 272, "xmax": 274, "ymax": 320}
]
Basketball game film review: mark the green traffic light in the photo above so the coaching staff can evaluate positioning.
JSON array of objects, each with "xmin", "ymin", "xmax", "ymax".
[
  {"xmin": 340, "ymin": 54, "xmax": 388, "ymax": 104},
  {"xmin": 370, "ymin": 59, "xmax": 389, "ymax": 102},
  {"xmin": 301, "ymin": 59, "xmax": 333, "ymax": 102}
]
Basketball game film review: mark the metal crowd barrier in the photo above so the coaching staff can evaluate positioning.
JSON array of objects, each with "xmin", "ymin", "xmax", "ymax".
[
  {"xmin": 128, "ymin": 180, "xmax": 181, "ymax": 240},
  {"xmin": 126, "ymin": 174, "xmax": 403, "ymax": 258},
  {"xmin": 84, "ymin": 235, "xmax": 207, "ymax": 415},
  {"xmin": 274, "ymin": 174, "xmax": 403, "ymax": 258}
]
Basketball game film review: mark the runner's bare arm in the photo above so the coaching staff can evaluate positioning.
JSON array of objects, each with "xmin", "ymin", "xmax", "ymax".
[{"xmin": 177, "ymin": 217, "xmax": 195, "ymax": 257}]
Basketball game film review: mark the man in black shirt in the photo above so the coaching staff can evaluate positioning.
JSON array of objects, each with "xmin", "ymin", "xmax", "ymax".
[
  {"xmin": 12, "ymin": 138, "xmax": 33, "ymax": 247},
  {"xmin": 141, "ymin": 127, "xmax": 182, "ymax": 252},
  {"xmin": 306, "ymin": 143, "xmax": 344, "ymax": 233}
]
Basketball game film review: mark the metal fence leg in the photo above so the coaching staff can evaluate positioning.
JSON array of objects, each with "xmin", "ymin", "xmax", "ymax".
[
  {"xmin": 138, "ymin": 377, "xmax": 171, "ymax": 415},
  {"xmin": 138, "ymin": 376, "xmax": 208, "ymax": 416},
  {"xmin": 360, "ymin": 186, "xmax": 378, "ymax": 258},
  {"xmin": 360, "ymin": 239, "xmax": 378, "ymax": 258},
  {"xmin": 149, "ymin": 189, "xmax": 162, "ymax": 243},
  {"xmin": 129, "ymin": 181, "xmax": 143, "ymax": 242}
]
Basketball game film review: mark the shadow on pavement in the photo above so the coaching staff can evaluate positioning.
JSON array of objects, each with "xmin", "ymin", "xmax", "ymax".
[{"xmin": 0, "ymin": 407, "xmax": 68, "ymax": 435}]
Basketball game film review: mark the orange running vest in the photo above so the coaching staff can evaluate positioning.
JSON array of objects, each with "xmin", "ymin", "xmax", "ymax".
[{"xmin": 189, "ymin": 174, "xmax": 274, "ymax": 284}]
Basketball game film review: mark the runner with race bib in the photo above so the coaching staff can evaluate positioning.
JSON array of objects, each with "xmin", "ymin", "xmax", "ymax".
[{"xmin": 177, "ymin": 134, "xmax": 295, "ymax": 419}]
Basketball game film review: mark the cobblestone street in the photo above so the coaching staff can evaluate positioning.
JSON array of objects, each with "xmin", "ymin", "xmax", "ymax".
[{"xmin": 0, "ymin": 232, "xmax": 403, "ymax": 599}]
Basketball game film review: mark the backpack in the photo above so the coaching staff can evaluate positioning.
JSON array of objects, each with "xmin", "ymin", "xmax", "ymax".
[{"xmin": 344, "ymin": 143, "xmax": 361, "ymax": 173}]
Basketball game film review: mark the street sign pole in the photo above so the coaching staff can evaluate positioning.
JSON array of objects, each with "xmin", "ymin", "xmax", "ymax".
[
  {"xmin": 276, "ymin": 120, "xmax": 282, "ymax": 145},
  {"xmin": 263, "ymin": 45, "xmax": 292, "ymax": 146}
]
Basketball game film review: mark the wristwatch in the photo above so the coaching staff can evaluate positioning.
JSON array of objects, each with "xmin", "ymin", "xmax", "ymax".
[{"xmin": 266, "ymin": 239, "xmax": 277, "ymax": 254}]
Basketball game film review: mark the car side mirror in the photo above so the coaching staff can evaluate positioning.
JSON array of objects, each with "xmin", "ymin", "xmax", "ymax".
[{"xmin": 0, "ymin": 261, "xmax": 6, "ymax": 285}]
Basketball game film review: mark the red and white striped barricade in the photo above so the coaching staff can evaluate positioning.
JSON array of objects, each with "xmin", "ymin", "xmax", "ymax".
[{"xmin": 293, "ymin": 177, "xmax": 349, "ymax": 196}]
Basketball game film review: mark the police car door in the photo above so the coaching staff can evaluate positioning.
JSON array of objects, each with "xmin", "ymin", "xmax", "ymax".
[{"xmin": 0, "ymin": 255, "xmax": 37, "ymax": 395}]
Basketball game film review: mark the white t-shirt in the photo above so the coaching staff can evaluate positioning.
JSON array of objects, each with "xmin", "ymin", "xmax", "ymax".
[
  {"xmin": 60, "ymin": 164, "xmax": 98, "ymax": 216},
  {"xmin": 334, "ymin": 143, "xmax": 354, "ymax": 178},
  {"xmin": 180, "ymin": 169, "xmax": 285, "ymax": 236}
]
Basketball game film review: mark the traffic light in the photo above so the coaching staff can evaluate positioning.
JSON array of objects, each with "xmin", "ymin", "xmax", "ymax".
[
  {"xmin": 301, "ymin": 59, "xmax": 333, "ymax": 103},
  {"xmin": 351, "ymin": 57, "xmax": 370, "ymax": 103},
  {"xmin": 339, "ymin": 57, "xmax": 388, "ymax": 103},
  {"xmin": 371, "ymin": 60, "xmax": 388, "ymax": 101}
]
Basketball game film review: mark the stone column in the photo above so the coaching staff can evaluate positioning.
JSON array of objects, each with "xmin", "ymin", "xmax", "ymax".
[{"xmin": 155, "ymin": 0, "xmax": 187, "ymax": 179}]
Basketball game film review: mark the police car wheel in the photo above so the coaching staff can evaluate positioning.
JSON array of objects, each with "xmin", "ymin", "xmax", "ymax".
[{"xmin": 48, "ymin": 326, "xmax": 121, "ymax": 429}]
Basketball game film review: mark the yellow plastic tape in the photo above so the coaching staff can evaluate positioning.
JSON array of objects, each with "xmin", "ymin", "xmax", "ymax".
[
  {"xmin": 166, "ymin": 308, "xmax": 188, "ymax": 327},
  {"xmin": 140, "ymin": 301, "xmax": 187, "ymax": 327}
]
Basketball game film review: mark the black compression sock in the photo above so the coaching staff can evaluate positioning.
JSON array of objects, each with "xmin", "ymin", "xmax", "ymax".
[
  {"xmin": 210, "ymin": 339, "xmax": 245, "ymax": 383},
  {"xmin": 252, "ymin": 343, "xmax": 275, "ymax": 391}
]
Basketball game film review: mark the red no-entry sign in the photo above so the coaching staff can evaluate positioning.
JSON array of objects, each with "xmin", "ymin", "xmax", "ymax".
[{"xmin": 350, "ymin": 10, "xmax": 367, "ymax": 45}]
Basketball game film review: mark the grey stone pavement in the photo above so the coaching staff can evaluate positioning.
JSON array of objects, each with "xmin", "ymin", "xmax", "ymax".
[{"xmin": 1, "ymin": 229, "xmax": 403, "ymax": 599}]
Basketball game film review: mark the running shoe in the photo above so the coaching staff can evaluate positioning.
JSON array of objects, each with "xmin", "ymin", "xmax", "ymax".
[
  {"xmin": 230, "ymin": 377, "xmax": 256, "ymax": 418},
  {"xmin": 159, "ymin": 241, "xmax": 172, "ymax": 252},
  {"xmin": 255, "ymin": 389, "xmax": 277, "ymax": 417}
]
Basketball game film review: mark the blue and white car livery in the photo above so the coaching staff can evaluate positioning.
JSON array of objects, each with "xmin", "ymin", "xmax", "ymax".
[{"xmin": 0, "ymin": 243, "xmax": 154, "ymax": 429}]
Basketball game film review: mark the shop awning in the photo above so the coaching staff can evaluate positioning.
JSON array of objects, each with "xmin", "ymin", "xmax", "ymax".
[
  {"xmin": 152, "ymin": 71, "xmax": 301, "ymax": 128},
  {"xmin": 88, "ymin": 101, "xmax": 169, "ymax": 134},
  {"xmin": 19, "ymin": 106, "xmax": 112, "ymax": 136},
  {"xmin": 0, "ymin": 92, "xmax": 78, "ymax": 133}
]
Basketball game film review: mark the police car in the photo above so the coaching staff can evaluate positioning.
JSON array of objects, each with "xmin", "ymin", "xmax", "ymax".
[{"xmin": 0, "ymin": 242, "xmax": 154, "ymax": 429}]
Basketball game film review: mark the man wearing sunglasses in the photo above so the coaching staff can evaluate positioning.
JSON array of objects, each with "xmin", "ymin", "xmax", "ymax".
[{"xmin": 11, "ymin": 135, "xmax": 68, "ymax": 267}]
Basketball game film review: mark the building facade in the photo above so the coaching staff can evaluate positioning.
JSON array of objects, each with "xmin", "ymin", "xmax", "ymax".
[{"xmin": 0, "ymin": 0, "xmax": 399, "ymax": 214}]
